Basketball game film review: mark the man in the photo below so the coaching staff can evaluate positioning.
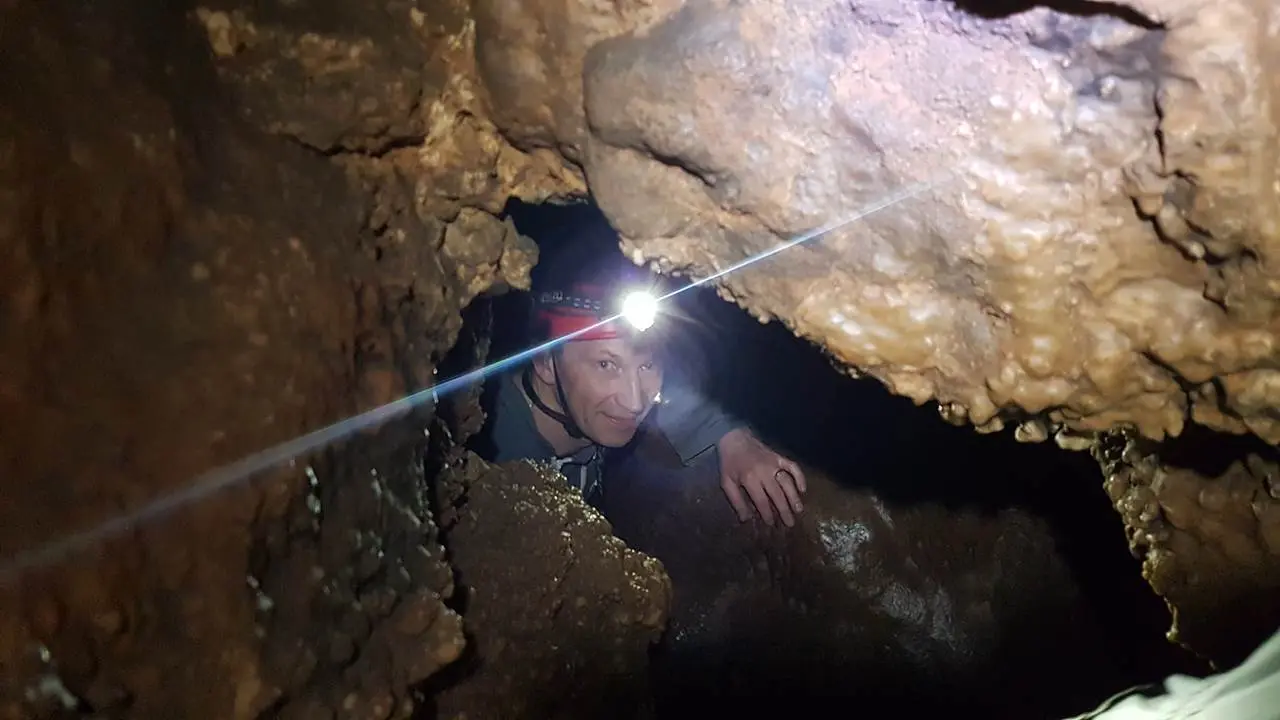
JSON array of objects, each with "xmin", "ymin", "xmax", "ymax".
[{"xmin": 478, "ymin": 253, "xmax": 807, "ymax": 527}]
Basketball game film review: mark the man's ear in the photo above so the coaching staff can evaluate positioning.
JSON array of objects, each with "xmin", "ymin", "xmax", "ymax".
[{"xmin": 532, "ymin": 352, "xmax": 557, "ymax": 386}]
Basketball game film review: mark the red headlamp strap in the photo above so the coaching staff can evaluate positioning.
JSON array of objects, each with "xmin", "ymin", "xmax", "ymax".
[
  {"xmin": 540, "ymin": 311, "xmax": 621, "ymax": 341},
  {"xmin": 536, "ymin": 282, "xmax": 623, "ymax": 341}
]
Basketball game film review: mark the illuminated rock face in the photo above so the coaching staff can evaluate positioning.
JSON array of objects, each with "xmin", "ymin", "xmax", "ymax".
[
  {"xmin": 4, "ymin": 0, "xmax": 1280, "ymax": 716},
  {"xmin": 1094, "ymin": 431, "xmax": 1280, "ymax": 667},
  {"xmin": 472, "ymin": 0, "xmax": 1280, "ymax": 412},
  {"xmin": 570, "ymin": 0, "xmax": 1280, "ymax": 448},
  {"xmin": 473, "ymin": 0, "xmax": 1280, "ymax": 661},
  {"xmin": 478, "ymin": 0, "xmax": 1268, "ymax": 444},
  {"xmin": 0, "ymin": 3, "xmax": 659, "ymax": 719}
]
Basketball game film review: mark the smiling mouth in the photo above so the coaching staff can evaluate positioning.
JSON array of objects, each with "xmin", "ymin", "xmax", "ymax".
[{"xmin": 604, "ymin": 415, "xmax": 638, "ymax": 429}]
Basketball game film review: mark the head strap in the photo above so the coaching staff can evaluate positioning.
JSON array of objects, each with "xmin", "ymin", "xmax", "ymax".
[{"xmin": 521, "ymin": 361, "xmax": 586, "ymax": 440}]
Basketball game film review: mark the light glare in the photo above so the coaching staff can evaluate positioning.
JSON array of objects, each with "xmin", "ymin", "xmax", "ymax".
[
  {"xmin": 0, "ymin": 177, "xmax": 945, "ymax": 584},
  {"xmin": 620, "ymin": 290, "xmax": 658, "ymax": 331}
]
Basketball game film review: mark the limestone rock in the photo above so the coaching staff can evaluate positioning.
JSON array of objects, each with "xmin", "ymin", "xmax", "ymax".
[
  {"xmin": 1094, "ymin": 432, "xmax": 1280, "ymax": 667},
  {"xmin": 553, "ymin": 0, "xmax": 1280, "ymax": 446},
  {"xmin": 0, "ymin": 4, "xmax": 373, "ymax": 716},
  {"xmin": 0, "ymin": 1, "xmax": 566, "ymax": 718},
  {"xmin": 429, "ymin": 452, "xmax": 671, "ymax": 720},
  {"xmin": 194, "ymin": 0, "xmax": 587, "ymax": 222},
  {"xmin": 599, "ymin": 400, "xmax": 1201, "ymax": 714},
  {"xmin": 471, "ymin": 0, "xmax": 680, "ymax": 164},
  {"xmin": 242, "ymin": 421, "xmax": 472, "ymax": 720},
  {"xmin": 9, "ymin": 0, "xmax": 1280, "ymax": 714},
  {"xmin": 441, "ymin": 208, "xmax": 539, "ymax": 304}
]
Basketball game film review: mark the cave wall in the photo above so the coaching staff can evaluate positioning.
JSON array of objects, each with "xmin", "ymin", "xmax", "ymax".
[
  {"xmin": 7, "ymin": 0, "xmax": 1280, "ymax": 713},
  {"xmin": 425, "ymin": 454, "xmax": 669, "ymax": 719},
  {"xmin": 474, "ymin": 0, "xmax": 1280, "ymax": 447},
  {"xmin": 1, "ymin": 4, "xmax": 382, "ymax": 714},
  {"xmin": 0, "ymin": 0, "xmax": 670, "ymax": 717},
  {"xmin": 600, "ymin": 434, "xmax": 1198, "ymax": 717},
  {"xmin": 469, "ymin": 0, "xmax": 1280, "ymax": 661},
  {"xmin": 182, "ymin": 0, "xmax": 1279, "ymax": 673},
  {"xmin": 569, "ymin": 0, "xmax": 1280, "ymax": 450},
  {"xmin": 1095, "ymin": 431, "xmax": 1280, "ymax": 667}
]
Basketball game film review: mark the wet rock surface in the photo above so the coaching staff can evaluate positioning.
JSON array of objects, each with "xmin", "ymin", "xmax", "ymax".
[
  {"xmin": 245, "ymin": 421, "xmax": 466, "ymax": 720},
  {"xmin": 424, "ymin": 452, "xmax": 671, "ymax": 720},
  {"xmin": 0, "ymin": 1, "xmax": 659, "ymax": 718},
  {"xmin": 1095, "ymin": 429, "xmax": 1280, "ymax": 668},
  {"xmin": 604, "ymin": 445, "xmax": 1153, "ymax": 718},
  {"xmin": 592, "ymin": 295, "xmax": 1207, "ymax": 718},
  {"xmin": 7, "ymin": 0, "xmax": 1280, "ymax": 715},
  {"xmin": 575, "ymin": 0, "xmax": 1280, "ymax": 448},
  {"xmin": 0, "ymin": 3, "xmax": 376, "ymax": 715}
]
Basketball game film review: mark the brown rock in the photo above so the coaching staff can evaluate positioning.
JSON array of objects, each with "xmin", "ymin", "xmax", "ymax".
[
  {"xmin": 428, "ymin": 453, "xmax": 670, "ymax": 720},
  {"xmin": 1095, "ymin": 432, "xmax": 1280, "ymax": 666},
  {"xmin": 8, "ymin": 0, "xmax": 1280, "ymax": 714}
]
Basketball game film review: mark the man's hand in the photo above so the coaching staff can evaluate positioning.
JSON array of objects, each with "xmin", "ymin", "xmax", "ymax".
[{"xmin": 716, "ymin": 427, "xmax": 807, "ymax": 527}]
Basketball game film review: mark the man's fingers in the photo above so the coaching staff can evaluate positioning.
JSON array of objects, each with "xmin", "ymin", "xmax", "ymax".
[
  {"xmin": 762, "ymin": 474, "xmax": 795, "ymax": 527},
  {"xmin": 744, "ymin": 480, "xmax": 776, "ymax": 527},
  {"xmin": 721, "ymin": 475, "xmax": 751, "ymax": 522},
  {"xmin": 775, "ymin": 469, "xmax": 803, "ymax": 516},
  {"xmin": 783, "ymin": 459, "xmax": 807, "ymax": 493}
]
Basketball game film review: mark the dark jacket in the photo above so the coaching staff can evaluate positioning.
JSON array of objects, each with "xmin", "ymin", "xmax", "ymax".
[{"xmin": 481, "ymin": 367, "xmax": 742, "ymax": 502}]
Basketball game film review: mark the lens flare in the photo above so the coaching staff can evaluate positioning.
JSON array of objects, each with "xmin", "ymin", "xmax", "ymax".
[
  {"xmin": 620, "ymin": 290, "xmax": 658, "ymax": 331},
  {"xmin": 0, "ymin": 175, "xmax": 950, "ymax": 584}
]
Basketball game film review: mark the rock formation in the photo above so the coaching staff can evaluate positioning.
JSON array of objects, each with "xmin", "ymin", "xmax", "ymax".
[
  {"xmin": 1095, "ymin": 429, "xmax": 1280, "ymax": 666},
  {"xmin": 482, "ymin": 0, "xmax": 1280, "ymax": 664},
  {"xmin": 0, "ymin": 2, "xmax": 660, "ymax": 718},
  {"xmin": 580, "ymin": 0, "xmax": 1280, "ymax": 448},
  {"xmin": 601, "ymin": 434, "xmax": 1187, "ymax": 718},
  {"xmin": 3, "ymin": 0, "xmax": 1280, "ymax": 716}
]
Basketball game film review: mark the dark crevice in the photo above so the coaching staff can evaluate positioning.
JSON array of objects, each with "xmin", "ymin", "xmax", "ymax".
[
  {"xmin": 1152, "ymin": 421, "xmax": 1280, "ymax": 478},
  {"xmin": 280, "ymin": 131, "xmax": 428, "ymax": 160},
  {"xmin": 948, "ymin": 0, "xmax": 1160, "ymax": 28}
]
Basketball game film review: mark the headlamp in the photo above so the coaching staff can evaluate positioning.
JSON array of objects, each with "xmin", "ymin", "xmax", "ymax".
[
  {"xmin": 536, "ymin": 285, "xmax": 662, "ymax": 341},
  {"xmin": 619, "ymin": 290, "xmax": 658, "ymax": 331}
]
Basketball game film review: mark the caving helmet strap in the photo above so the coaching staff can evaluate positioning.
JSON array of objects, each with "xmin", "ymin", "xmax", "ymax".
[{"xmin": 521, "ymin": 361, "xmax": 586, "ymax": 440}]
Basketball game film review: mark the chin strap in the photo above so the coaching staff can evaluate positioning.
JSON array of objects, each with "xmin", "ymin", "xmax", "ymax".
[{"xmin": 522, "ymin": 362, "xmax": 587, "ymax": 440}]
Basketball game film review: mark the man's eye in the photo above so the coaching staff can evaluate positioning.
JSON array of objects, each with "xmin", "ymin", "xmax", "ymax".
[
  {"xmin": 598, "ymin": 360, "xmax": 616, "ymax": 371},
  {"xmin": 639, "ymin": 362, "xmax": 654, "ymax": 372}
]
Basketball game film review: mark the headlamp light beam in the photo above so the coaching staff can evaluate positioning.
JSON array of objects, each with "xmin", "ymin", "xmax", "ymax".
[{"xmin": 0, "ymin": 175, "xmax": 949, "ymax": 584}]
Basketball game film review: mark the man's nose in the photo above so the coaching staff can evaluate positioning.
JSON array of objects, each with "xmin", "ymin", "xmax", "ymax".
[{"xmin": 616, "ymin": 374, "xmax": 647, "ymax": 415}]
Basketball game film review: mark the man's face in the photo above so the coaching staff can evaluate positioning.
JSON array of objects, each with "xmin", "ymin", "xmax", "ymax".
[{"xmin": 544, "ymin": 337, "xmax": 665, "ymax": 447}]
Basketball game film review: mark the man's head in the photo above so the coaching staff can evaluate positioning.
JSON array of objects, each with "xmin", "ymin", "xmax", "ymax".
[
  {"xmin": 526, "ymin": 269, "xmax": 667, "ymax": 448},
  {"xmin": 531, "ymin": 337, "xmax": 664, "ymax": 447}
]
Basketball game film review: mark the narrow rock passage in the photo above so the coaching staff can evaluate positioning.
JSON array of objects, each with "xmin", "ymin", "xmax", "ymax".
[
  {"xmin": 488, "ymin": 200, "xmax": 1209, "ymax": 718},
  {"xmin": 7, "ymin": 0, "xmax": 1279, "ymax": 716}
]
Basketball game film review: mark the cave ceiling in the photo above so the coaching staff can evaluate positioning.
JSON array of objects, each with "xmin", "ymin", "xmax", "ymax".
[{"xmin": 466, "ymin": 0, "xmax": 1280, "ymax": 448}]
